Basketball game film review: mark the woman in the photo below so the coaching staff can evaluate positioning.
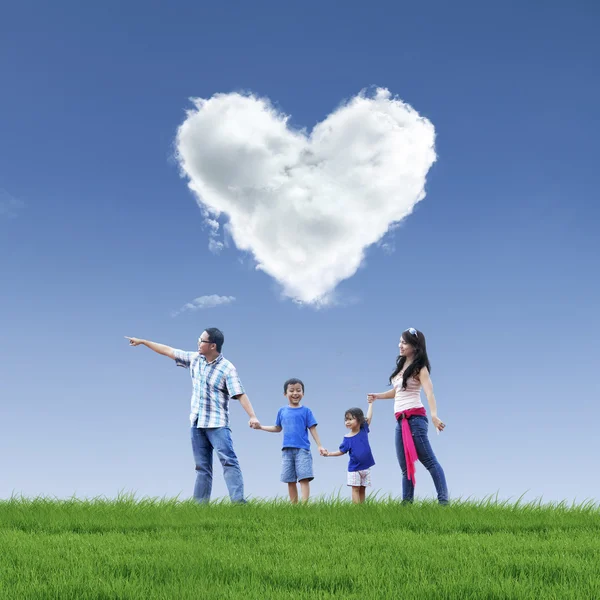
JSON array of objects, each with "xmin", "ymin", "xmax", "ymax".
[{"xmin": 367, "ymin": 328, "xmax": 448, "ymax": 504}]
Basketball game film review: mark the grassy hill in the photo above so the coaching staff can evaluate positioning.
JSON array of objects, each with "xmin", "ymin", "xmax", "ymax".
[{"xmin": 1, "ymin": 496, "xmax": 598, "ymax": 599}]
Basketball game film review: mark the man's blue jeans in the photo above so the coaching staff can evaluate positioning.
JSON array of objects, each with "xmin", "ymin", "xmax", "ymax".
[
  {"xmin": 395, "ymin": 415, "xmax": 448, "ymax": 504},
  {"xmin": 190, "ymin": 426, "xmax": 245, "ymax": 503}
]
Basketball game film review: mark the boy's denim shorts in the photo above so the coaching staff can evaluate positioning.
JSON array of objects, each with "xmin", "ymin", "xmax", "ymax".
[{"xmin": 281, "ymin": 448, "xmax": 314, "ymax": 483}]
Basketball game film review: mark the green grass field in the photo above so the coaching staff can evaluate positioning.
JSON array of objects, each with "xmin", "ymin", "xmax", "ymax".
[{"xmin": 1, "ymin": 495, "xmax": 599, "ymax": 599}]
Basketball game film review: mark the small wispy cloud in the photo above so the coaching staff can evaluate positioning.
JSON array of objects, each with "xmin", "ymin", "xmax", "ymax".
[
  {"xmin": 171, "ymin": 294, "xmax": 236, "ymax": 317},
  {"xmin": 0, "ymin": 189, "xmax": 25, "ymax": 219},
  {"xmin": 202, "ymin": 211, "xmax": 224, "ymax": 254}
]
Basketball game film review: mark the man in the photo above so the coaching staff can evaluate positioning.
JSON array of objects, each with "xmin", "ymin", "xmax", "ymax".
[{"xmin": 125, "ymin": 328, "xmax": 260, "ymax": 503}]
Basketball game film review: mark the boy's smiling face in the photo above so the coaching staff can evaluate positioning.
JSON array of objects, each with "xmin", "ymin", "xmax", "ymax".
[{"xmin": 285, "ymin": 383, "xmax": 304, "ymax": 406}]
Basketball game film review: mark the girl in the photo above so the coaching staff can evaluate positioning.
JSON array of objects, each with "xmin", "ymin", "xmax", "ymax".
[
  {"xmin": 367, "ymin": 328, "xmax": 448, "ymax": 505},
  {"xmin": 324, "ymin": 404, "xmax": 375, "ymax": 504}
]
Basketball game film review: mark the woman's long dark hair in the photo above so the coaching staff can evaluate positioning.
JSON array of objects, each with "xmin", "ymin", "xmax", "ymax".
[{"xmin": 388, "ymin": 329, "xmax": 431, "ymax": 389}]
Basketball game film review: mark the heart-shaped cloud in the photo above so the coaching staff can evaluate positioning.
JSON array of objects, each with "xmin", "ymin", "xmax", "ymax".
[{"xmin": 175, "ymin": 88, "xmax": 436, "ymax": 304}]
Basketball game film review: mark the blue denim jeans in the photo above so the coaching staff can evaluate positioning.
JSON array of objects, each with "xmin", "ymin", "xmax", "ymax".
[
  {"xmin": 190, "ymin": 426, "xmax": 245, "ymax": 503},
  {"xmin": 395, "ymin": 415, "xmax": 448, "ymax": 504}
]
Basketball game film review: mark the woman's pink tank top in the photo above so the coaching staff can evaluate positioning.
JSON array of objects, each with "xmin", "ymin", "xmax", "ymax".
[{"xmin": 393, "ymin": 370, "xmax": 424, "ymax": 413}]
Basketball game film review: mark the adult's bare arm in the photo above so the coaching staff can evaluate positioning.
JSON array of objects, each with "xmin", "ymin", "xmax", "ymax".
[{"xmin": 125, "ymin": 337, "xmax": 176, "ymax": 360}]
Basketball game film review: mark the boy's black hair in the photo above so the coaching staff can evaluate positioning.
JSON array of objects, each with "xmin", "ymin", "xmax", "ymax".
[
  {"xmin": 283, "ymin": 378, "xmax": 305, "ymax": 394},
  {"xmin": 345, "ymin": 407, "xmax": 366, "ymax": 426}
]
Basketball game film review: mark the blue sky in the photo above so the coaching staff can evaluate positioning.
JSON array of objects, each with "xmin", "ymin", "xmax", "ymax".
[{"xmin": 1, "ymin": 0, "xmax": 599, "ymax": 504}]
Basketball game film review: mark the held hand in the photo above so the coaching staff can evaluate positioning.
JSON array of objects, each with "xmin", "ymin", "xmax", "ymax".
[
  {"xmin": 318, "ymin": 446, "xmax": 327, "ymax": 456},
  {"xmin": 367, "ymin": 393, "xmax": 378, "ymax": 403},
  {"xmin": 125, "ymin": 336, "xmax": 143, "ymax": 347},
  {"xmin": 432, "ymin": 416, "xmax": 445, "ymax": 432},
  {"xmin": 249, "ymin": 417, "xmax": 261, "ymax": 429}
]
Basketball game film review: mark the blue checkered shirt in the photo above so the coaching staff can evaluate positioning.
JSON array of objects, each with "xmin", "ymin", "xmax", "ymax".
[{"xmin": 174, "ymin": 350, "xmax": 245, "ymax": 428}]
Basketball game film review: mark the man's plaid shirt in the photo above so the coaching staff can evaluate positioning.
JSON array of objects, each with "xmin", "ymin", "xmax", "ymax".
[{"xmin": 174, "ymin": 350, "xmax": 245, "ymax": 428}]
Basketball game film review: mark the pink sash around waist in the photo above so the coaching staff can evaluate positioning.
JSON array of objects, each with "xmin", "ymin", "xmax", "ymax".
[{"xmin": 394, "ymin": 407, "xmax": 427, "ymax": 484}]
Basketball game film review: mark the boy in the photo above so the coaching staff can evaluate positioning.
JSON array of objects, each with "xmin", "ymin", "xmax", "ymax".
[{"xmin": 255, "ymin": 378, "xmax": 325, "ymax": 503}]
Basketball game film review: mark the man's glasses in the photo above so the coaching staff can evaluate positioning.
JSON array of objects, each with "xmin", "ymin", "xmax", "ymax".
[{"xmin": 198, "ymin": 339, "xmax": 211, "ymax": 344}]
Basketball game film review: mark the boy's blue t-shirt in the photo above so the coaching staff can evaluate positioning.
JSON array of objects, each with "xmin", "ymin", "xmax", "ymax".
[
  {"xmin": 339, "ymin": 424, "xmax": 375, "ymax": 472},
  {"xmin": 275, "ymin": 405, "xmax": 318, "ymax": 450}
]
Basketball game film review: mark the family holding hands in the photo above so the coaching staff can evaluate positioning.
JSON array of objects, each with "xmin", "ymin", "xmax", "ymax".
[{"xmin": 126, "ymin": 326, "xmax": 448, "ymax": 505}]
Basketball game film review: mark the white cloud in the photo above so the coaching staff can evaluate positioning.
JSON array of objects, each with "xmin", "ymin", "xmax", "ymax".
[
  {"xmin": 171, "ymin": 294, "xmax": 236, "ymax": 317},
  {"xmin": 0, "ymin": 189, "xmax": 25, "ymax": 218},
  {"xmin": 175, "ymin": 87, "xmax": 436, "ymax": 305},
  {"xmin": 201, "ymin": 212, "xmax": 223, "ymax": 254}
]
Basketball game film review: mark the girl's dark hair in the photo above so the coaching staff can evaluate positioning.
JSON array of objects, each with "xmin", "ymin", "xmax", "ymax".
[
  {"xmin": 345, "ymin": 407, "xmax": 366, "ymax": 426},
  {"xmin": 284, "ymin": 378, "xmax": 305, "ymax": 393},
  {"xmin": 388, "ymin": 329, "xmax": 431, "ymax": 389}
]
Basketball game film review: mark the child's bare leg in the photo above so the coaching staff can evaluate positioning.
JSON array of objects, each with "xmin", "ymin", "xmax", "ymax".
[
  {"xmin": 288, "ymin": 482, "xmax": 298, "ymax": 503},
  {"xmin": 351, "ymin": 486, "xmax": 362, "ymax": 504},
  {"xmin": 359, "ymin": 487, "xmax": 366, "ymax": 503},
  {"xmin": 299, "ymin": 479, "xmax": 310, "ymax": 502}
]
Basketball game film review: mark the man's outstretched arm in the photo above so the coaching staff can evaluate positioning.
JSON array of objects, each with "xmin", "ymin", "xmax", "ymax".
[{"xmin": 125, "ymin": 337, "xmax": 176, "ymax": 360}]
